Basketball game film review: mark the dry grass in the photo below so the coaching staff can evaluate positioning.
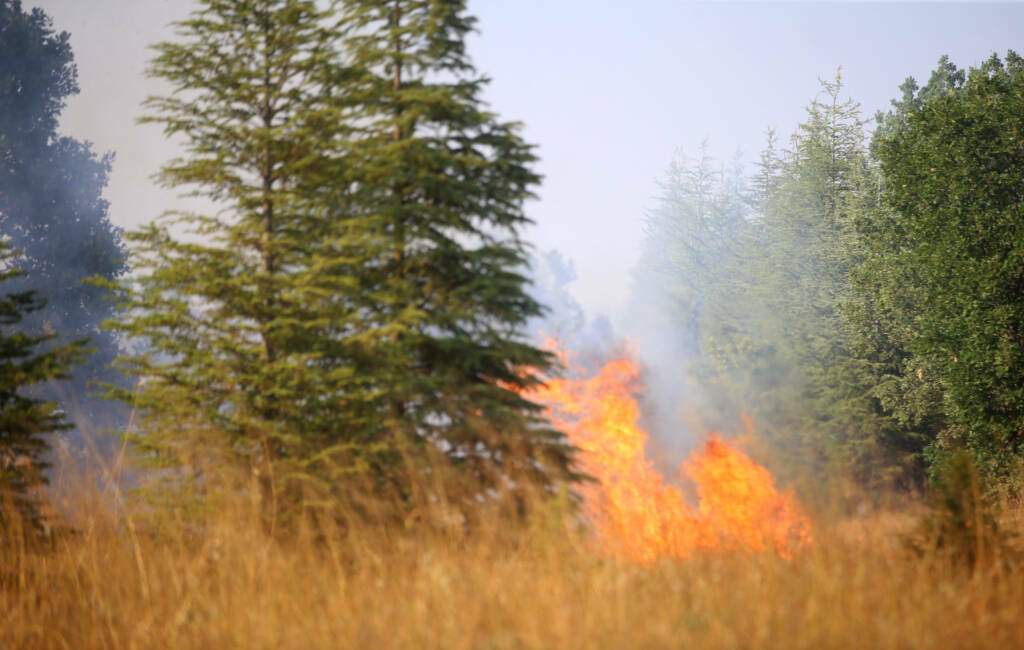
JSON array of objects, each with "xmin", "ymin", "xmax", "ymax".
[{"xmin": 4, "ymin": 473, "xmax": 1024, "ymax": 650}]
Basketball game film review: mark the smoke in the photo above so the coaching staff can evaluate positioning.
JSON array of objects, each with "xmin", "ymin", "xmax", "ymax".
[
  {"xmin": 615, "ymin": 146, "xmax": 752, "ymax": 461},
  {"xmin": 0, "ymin": 1, "xmax": 132, "ymax": 471},
  {"xmin": 526, "ymin": 248, "xmax": 615, "ymax": 359},
  {"xmin": 527, "ymin": 241, "xmax": 704, "ymax": 464},
  {"xmin": 623, "ymin": 261, "xmax": 700, "ymax": 458}
]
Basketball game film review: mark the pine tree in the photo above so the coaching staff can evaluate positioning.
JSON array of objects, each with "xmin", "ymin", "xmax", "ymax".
[
  {"xmin": 635, "ymin": 142, "xmax": 752, "ymax": 431},
  {"xmin": 109, "ymin": 0, "xmax": 573, "ymax": 515},
  {"xmin": 107, "ymin": 0, "xmax": 380, "ymax": 509},
  {"xmin": 759, "ymin": 73, "xmax": 869, "ymax": 471},
  {"xmin": 334, "ymin": 0, "xmax": 573, "ymax": 492},
  {"xmin": 746, "ymin": 73, "xmax": 931, "ymax": 492},
  {"xmin": 649, "ymin": 75, "xmax": 928, "ymax": 493},
  {"xmin": 645, "ymin": 142, "xmax": 748, "ymax": 342},
  {"xmin": 0, "ymin": 242, "xmax": 85, "ymax": 528}
]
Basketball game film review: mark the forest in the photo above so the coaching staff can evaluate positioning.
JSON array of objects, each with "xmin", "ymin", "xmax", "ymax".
[{"xmin": 3, "ymin": 1, "xmax": 1024, "ymax": 648}]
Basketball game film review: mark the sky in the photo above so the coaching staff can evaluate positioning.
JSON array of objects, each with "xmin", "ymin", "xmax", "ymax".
[{"xmin": 31, "ymin": 0, "xmax": 1024, "ymax": 334}]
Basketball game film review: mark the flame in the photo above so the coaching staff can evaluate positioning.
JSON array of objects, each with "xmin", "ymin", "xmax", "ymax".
[{"xmin": 527, "ymin": 342, "xmax": 811, "ymax": 563}]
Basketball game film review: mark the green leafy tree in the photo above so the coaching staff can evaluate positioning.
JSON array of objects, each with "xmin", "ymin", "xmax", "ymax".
[
  {"xmin": 872, "ymin": 51, "xmax": 1024, "ymax": 486},
  {"xmin": 0, "ymin": 0, "xmax": 127, "ymax": 431},
  {"xmin": 110, "ymin": 0, "xmax": 573, "ymax": 516},
  {"xmin": 0, "ymin": 243, "xmax": 85, "ymax": 528},
  {"xmin": 871, "ymin": 55, "xmax": 964, "ymax": 158}
]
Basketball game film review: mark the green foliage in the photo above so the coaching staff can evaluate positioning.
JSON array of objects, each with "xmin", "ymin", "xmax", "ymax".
[
  {"xmin": 748, "ymin": 73, "xmax": 870, "ymax": 471},
  {"xmin": 751, "ymin": 73, "xmax": 928, "ymax": 491},
  {"xmin": 0, "ymin": 243, "xmax": 86, "ymax": 528},
  {"xmin": 644, "ymin": 142, "xmax": 748, "ymax": 343},
  {"xmin": 645, "ymin": 55, "xmax": 1024, "ymax": 497},
  {"xmin": 335, "ymin": 0, "xmax": 571, "ymax": 488},
  {"xmin": 871, "ymin": 52, "xmax": 1024, "ymax": 487},
  {"xmin": 642, "ymin": 74, "xmax": 931, "ymax": 495},
  {"xmin": 108, "ymin": 0, "xmax": 574, "ymax": 519},
  {"xmin": 0, "ymin": 0, "xmax": 127, "ymax": 428},
  {"xmin": 109, "ymin": 0, "xmax": 392, "ymax": 509}
]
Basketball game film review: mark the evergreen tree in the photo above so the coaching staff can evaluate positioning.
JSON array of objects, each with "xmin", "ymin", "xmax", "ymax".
[
  {"xmin": 759, "ymin": 74, "xmax": 869, "ymax": 475},
  {"xmin": 635, "ymin": 142, "xmax": 752, "ymax": 430},
  {"xmin": 643, "ymin": 142, "xmax": 748, "ymax": 346},
  {"xmin": 109, "ymin": 0, "xmax": 380, "ymax": 509},
  {"xmin": 0, "ymin": 0, "xmax": 127, "ymax": 430},
  {"xmin": 334, "ymin": 0, "xmax": 572, "ymax": 491},
  {"xmin": 751, "ymin": 74, "xmax": 927, "ymax": 490},
  {"xmin": 648, "ymin": 75, "xmax": 927, "ymax": 493},
  {"xmin": 0, "ymin": 242, "xmax": 85, "ymax": 528},
  {"xmin": 110, "ymin": 0, "xmax": 572, "ymax": 515}
]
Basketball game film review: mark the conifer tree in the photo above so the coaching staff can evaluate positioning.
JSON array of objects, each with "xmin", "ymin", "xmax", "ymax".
[
  {"xmin": 740, "ymin": 74, "xmax": 930, "ymax": 490},
  {"xmin": 739, "ymin": 74, "xmax": 930, "ymax": 491},
  {"xmin": 0, "ymin": 243, "xmax": 85, "ymax": 528},
  {"xmin": 107, "ymin": 0, "xmax": 377, "ymax": 506},
  {"xmin": 647, "ymin": 75, "xmax": 928, "ymax": 493},
  {"xmin": 671, "ymin": 76, "xmax": 872, "ymax": 479},
  {"xmin": 333, "ymin": 0, "xmax": 572, "ymax": 490},
  {"xmin": 758, "ymin": 74, "xmax": 869, "ymax": 463},
  {"xmin": 109, "ymin": 0, "xmax": 573, "ymax": 511}
]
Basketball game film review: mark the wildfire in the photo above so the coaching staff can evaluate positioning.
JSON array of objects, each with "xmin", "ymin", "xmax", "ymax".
[{"xmin": 527, "ymin": 343, "xmax": 812, "ymax": 564}]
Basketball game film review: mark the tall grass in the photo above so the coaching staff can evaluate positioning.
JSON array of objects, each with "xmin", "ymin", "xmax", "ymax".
[{"xmin": 3, "ymin": 456, "xmax": 1024, "ymax": 649}]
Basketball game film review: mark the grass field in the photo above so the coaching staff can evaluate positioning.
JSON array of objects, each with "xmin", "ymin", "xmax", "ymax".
[{"xmin": 3, "ymin": 478, "xmax": 1024, "ymax": 650}]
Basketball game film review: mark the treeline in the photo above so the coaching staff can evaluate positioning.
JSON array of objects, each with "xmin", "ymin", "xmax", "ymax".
[
  {"xmin": 642, "ymin": 56, "xmax": 1024, "ymax": 496},
  {"xmin": 4, "ymin": 0, "xmax": 1024, "ymax": 530}
]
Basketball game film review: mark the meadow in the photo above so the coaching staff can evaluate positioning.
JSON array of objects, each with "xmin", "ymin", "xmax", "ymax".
[{"xmin": 4, "ymin": 463, "xmax": 1024, "ymax": 650}]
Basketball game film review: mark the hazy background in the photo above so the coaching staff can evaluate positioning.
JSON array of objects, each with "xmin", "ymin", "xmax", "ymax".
[{"xmin": 31, "ymin": 0, "xmax": 1024, "ymax": 336}]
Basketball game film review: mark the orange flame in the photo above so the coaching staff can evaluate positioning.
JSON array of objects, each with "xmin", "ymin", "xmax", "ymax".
[{"xmin": 528, "ymin": 342, "xmax": 811, "ymax": 563}]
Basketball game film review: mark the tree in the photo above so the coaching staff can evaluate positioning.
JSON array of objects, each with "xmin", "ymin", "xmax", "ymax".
[
  {"xmin": 642, "ymin": 75, "xmax": 927, "ymax": 494},
  {"xmin": 712, "ymin": 75, "xmax": 873, "ymax": 483},
  {"xmin": 335, "ymin": 0, "xmax": 572, "ymax": 491},
  {"xmin": 748, "ymin": 74, "xmax": 931, "ymax": 492},
  {"xmin": 0, "ymin": 242, "xmax": 85, "ymax": 528},
  {"xmin": 872, "ymin": 51, "xmax": 1024, "ymax": 486},
  {"xmin": 642, "ymin": 142, "xmax": 748, "ymax": 348},
  {"xmin": 633, "ymin": 143, "xmax": 752, "ymax": 429},
  {"xmin": 110, "ymin": 0, "xmax": 572, "ymax": 516},
  {"xmin": 0, "ymin": 0, "xmax": 127, "ymax": 431},
  {"xmin": 871, "ymin": 55, "xmax": 964, "ymax": 158}
]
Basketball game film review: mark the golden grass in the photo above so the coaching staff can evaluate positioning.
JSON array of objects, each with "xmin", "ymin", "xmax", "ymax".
[{"xmin": 4, "ymin": 476, "xmax": 1024, "ymax": 650}]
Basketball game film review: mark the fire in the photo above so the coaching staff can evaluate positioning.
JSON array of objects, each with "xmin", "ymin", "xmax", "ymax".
[{"xmin": 527, "ymin": 343, "xmax": 811, "ymax": 564}]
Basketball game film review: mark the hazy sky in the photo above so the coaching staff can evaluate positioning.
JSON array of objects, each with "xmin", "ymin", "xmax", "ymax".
[{"xmin": 31, "ymin": 0, "xmax": 1024, "ymax": 333}]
